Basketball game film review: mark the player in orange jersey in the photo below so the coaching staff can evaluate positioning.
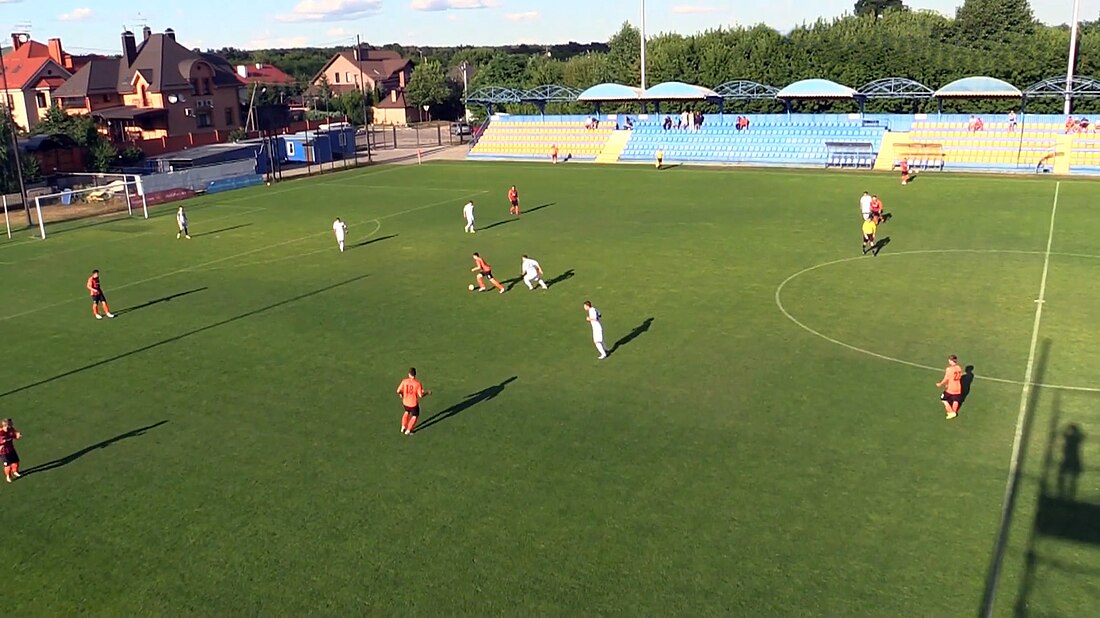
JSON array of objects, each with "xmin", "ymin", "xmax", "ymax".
[
  {"xmin": 471, "ymin": 252, "xmax": 505, "ymax": 294},
  {"xmin": 0, "ymin": 418, "xmax": 22, "ymax": 482},
  {"xmin": 550, "ymin": 144, "xmax": 559, "ymax": 165},
  {"xmin": 397, "ymin": 368, "xmax": 431, "ymax": 435},
  {"xmin": 900, "ymin": 159, "xmax": 910, "ymax": 185},
  {"xmin": 936, "ymin": 354, "xmax": 964, "ymax": 419},
  {"xmin": 508, "ymin": 185, "xmax": 520, "ymax": 216},
  {"xmin": 87, "ymin": 269, "xmax": 115, "ymax": 319}
]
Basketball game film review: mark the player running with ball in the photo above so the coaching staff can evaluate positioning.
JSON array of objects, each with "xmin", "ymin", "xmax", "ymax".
[{"xmin": 471, "ymin": 252, "xmax": 505, "ymax": 294}]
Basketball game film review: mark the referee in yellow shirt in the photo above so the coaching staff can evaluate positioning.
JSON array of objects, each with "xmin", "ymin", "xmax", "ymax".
[{"xmin": 862, "ymin": 217, "xmax": 878, "ymax": 256}]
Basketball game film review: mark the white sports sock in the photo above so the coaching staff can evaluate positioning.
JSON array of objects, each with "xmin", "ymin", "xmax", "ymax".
[{"xmin": 596, "ymin": 343, "xmax": 607, "ymax": 355}]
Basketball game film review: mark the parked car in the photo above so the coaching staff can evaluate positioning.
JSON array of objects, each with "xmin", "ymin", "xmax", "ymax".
[{"xmin": 451, "ymin": 123, "xmax": 472, "ymax": 136}]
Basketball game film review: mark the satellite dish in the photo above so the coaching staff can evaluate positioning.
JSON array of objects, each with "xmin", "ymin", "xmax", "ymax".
[
  {"xmin": 178, "ymin": 95, "xmax": 187, "ymax": 103},
  {"xmin": 167, "ymin": 94, "xmax": 179, "ymax": 104},
  {"xmin": 16, "ymin": 33, "xmax": 29, "ymax": 43}
]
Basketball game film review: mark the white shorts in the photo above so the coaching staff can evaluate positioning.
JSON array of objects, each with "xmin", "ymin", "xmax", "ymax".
[
  {"xmin": 862, "ymin": 212, "xmax": 872, "ymax": 220},
  {"xmin": 335, "ymin": 235, "xmax": 345, "ymax": 242},
  {"xmin": 524, "ymin": 272, "xmax": 540, "ymax": 282},
  {"xmin": 591, "ymin": 325, "xmax": 604, "ymax": 343},
  {"xmin": 465, "ymin": 217, "xmax": 474, "ymax": 225}
]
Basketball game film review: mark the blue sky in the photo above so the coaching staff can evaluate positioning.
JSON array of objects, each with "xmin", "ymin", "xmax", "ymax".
[{"xmin": 1, "ymin": 0, "xmax": 1095, "ymax": 53}]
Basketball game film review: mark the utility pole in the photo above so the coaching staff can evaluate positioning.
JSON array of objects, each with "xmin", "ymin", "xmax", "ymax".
[
  {"xmin": 640, "ymin": 0, "xmax": 647, "ymax": 90},
  {"xmin": 460, "ymin": 61, "xmax": 470, "ymax": 122},
  {"xmin": 1065, "ymin": 0, "xmax": 1082, "ymax": 115},
  {"xmin": 357, "ymin": 34, "xmax": 372, "ymax": 162},
  {"xmin": 0, "ymin": 46, "xmax": 30, "ymax": 227}
]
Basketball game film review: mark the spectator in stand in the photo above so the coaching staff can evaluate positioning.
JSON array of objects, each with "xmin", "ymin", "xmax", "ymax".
[
  {"xmin": 1007, "ymin": 110, "xmax": 1017, "ymax": 132},
  {"xmin": 681, "ymin": 109, "xmax": 691, "ymax": 131},
  {"xmin": 624, "ymin": 116, "xmax": 634, "ymax": 130},
  {"xmin": 735, "ymin": 116, "xmax": 744, "ymax": 131},
  {"xmin": 1065, "ymin": 116, "xmax": 1076, "ymax": 134},
  {"xmin": 663, "ymin": 116, "xmax": 673, "ymax": 130},
  {"xmin": 1080, "ymin": 118, "xmax": 1090, "ymax": 132},
  {"xmin": 743, "ymin": 116, "xmax": 751, "ymax": 130},
  {"xmin": 974, "ymin": 116, "xmax": 984, "ymax": 131},
  {"xmin": 967, "ymin": 115, "xmax": 978, "ymax": 132},
  {"xmin": 675, "ymin": 116, "xmax": 683, "ymax": 130},
  {"xmin": 696, "ymin": 111, "xmax": 705, "ymax": 130}
]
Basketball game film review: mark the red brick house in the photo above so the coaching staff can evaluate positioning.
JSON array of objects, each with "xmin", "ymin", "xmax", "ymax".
[{"xmin": 0, "ymin": 33, "xmax": 74, "ymax": 131}]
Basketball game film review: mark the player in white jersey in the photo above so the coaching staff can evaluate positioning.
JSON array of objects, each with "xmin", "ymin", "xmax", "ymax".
[
  {"xmin": 520, "ymin": 254, "xmax": 548, "ymax": 290},
  {"xmin": 463, "ymin": 200, "xmax": 476, "ymax": 233},
  {"xmin": 584, "ymin": 300, "xmax": 608, "ymax": 360},
  {"xmin": 176, "ymin": 207, "xmax": 190, "ymax": 239},
  {"xmin": 859, "ymin": 191, "xmax": 873, "ymax": 220},
  {"xmin": 333, "ymin": 217, "xmax": 348, "ymax": 252}
]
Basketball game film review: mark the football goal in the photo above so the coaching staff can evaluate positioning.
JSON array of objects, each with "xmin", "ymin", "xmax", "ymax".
[{"xmin": 31, "ymin": 174, "xmax": 148, "ymax": 239}]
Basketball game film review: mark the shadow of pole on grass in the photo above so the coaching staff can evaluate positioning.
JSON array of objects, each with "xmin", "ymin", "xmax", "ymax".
[
  {"xmin": 0, "ymin": 274, "xmax": 370, "ymax": 400},
  {"xmin": 21, "ymin": 420, "xmax": 168, "ymax": 478},
  {"xmin": 980, "ymin": 338, "xmax": 1050, "ymax": 617},
  {"xmin": 414, "ymin": 376, "xmax": 517, "ymax": 434}
]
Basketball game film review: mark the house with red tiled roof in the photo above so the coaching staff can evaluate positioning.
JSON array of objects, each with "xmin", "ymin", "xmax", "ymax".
[
  {"xmin": 52, "ymin": 27, "xmax": 243, "ymax": 143},
  {"xmin": 236, "ymin": 63, "xmax": 296, "ymax": 87},
  {"xmin": 0, "ymin": 32, "xmax": 75, "ymax": 131},
  {"xmin": 311, "ymin": 46, "xmax": 413, "ymax": 96}
]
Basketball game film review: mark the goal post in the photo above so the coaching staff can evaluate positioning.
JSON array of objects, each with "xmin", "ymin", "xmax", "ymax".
[{"xmin": 32, "ymin": 178, "xmax": 146, "ymax": 239}]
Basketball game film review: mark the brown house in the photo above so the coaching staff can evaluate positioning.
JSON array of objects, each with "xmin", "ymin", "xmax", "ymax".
[
  {"xmin": 52, "ymin": 27, "xmax": 243, "ymax": 143},
  {"xmin": 372, "ymin": 89, "xmax": 424, "ymax": 126},
  {"xmin": 312, "ymin": 47, "xmax": 413, "ymax": 96}
]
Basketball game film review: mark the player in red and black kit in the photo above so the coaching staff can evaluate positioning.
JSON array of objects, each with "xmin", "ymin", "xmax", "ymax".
[
  {"xmin": 87, "ymin": 269, "xmax": 115, "ymax": 320},
  {"xmin": 900, "ymin": 159, "xmax": 910, "ymax": 185},
  {"xmin": 508, "ymin": 185, "xmax": 520, "ymax": 216},
  {"xmin": 0, "ymin": 418, "xmax": 22, "ymax": 482}
]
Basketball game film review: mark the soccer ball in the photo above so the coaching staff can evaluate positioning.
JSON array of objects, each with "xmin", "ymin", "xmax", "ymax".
[{"xmin": 468, "ymin": 284, "xmax": 476, "ymax": 291}]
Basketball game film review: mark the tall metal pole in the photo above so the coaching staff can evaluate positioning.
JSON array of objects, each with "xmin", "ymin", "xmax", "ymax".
[
  {"xmin": 639, "ymin": 0, "xmax": 647, "ymax": 90},
  {"xmin": 357, "ymin": 34, "xmax": 372, "ymax": 162},
  {"xmin": 461, "ymin": 61, "xmax": 469, "ymax": 122},
  {"xmin": 0, "ymin": 50, "xmax": 30, "ymax": 227},
  {"xmin": 1065, "ymin": 0, "xmax": 1082, "ymax": 115}
]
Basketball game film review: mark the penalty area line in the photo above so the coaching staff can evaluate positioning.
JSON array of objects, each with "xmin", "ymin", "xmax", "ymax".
[{"xmin": 980, "ymin": 180, "xmax": 1059, "ymax": 617}]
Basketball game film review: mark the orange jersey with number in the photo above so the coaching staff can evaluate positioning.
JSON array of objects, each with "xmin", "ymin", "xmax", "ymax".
[
  {"xmin": 397, "ymin": 377, "xmax": 425, "ymax": 407},
  {"xmin": 942, "ymin": 365, "xmax": 963, "ymax": 395},
  {"xmin": 508, "ymin": 188, "xmax": 518, "ymax": 203},
  {"xmin": 473, "ymin": 256, "xmax": 491, "ymax": 272}
]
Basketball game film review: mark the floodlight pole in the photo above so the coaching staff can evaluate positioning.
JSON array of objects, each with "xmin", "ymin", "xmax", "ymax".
[
  {"xmin": 638, "ymin": 0, "xmax": 642, "ymax": 90},
  {"xmin": 357, "ymin": 34, "xmax": 372, "ymax": 162},
  {"xmin": 1065, "ymin": 0, "xmax": 1082, "ymax": 115},
  {"xmin": 0, "ymin": 50, "xmax": 31, "ymax": 228}
]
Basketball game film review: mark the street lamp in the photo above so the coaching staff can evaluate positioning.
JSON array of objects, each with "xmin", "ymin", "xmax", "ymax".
[
  {"xmin": 640, "ymin": 0, "xmax": 647, "ymax": 90},
  {"xmin": 1065, "ymin": 0, "xmax": 1082, "ymax": 115}
]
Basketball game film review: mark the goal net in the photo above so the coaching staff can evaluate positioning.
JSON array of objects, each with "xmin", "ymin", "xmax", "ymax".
[{"xmin": 31, "ymin": 175, "xmax": 148, "ymax": 239}]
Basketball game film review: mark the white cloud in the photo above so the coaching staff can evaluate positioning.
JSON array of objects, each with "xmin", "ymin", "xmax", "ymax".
[
  {"xmin": 248, "ymin": 33, "xmax": 311, "ymax": 49},
  {"xmin": 326, "ymin": 26, "xmax": 352, "ymax": 37},
  {"xmin": 58, "ymin": 7, "xmax": 93, "ymax": 21},
  {"xmin": 276, "ymin": 0, "xmax": 382, "ymax": 22},
  {"xmin": 671, "ymin": 4, "xmax": 720, "ymax": 14},
  {"xmin": 505, "ymin": 11, "xmax": 539, "ymax": 22},
  {"xmin": 410, "ymin": 0, "xmax": 498, "ymax": 11}
]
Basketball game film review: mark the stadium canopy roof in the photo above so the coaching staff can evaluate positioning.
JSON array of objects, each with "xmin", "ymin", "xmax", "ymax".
[
  {"xmin": 641, "ymin": 81, "xmax": 719, "ymax": 100},
  {"xmin": 935, "ymin": 76, "xmax": 1022, "ymax": 98},
  {"xmin": 858, "ymin": 77, "xmax": 934, "ymax": 99},
  {"xmin": 776, "ymin": 79, "xmax": 858, "ymax": 99},
  {"xmin": 577, "ymin": 83, "xmax": 644, "ymax": 101},
  {"xmin": 713, "ymin": 80, "xmax": 779, "ymax": 100},
  {"xmin": 1023, "ymin": 75, "xmax": 1100, "ymax": 99}
]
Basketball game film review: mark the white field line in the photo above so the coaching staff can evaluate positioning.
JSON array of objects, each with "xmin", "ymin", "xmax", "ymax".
[
  {"xmin": 0, "ymin": 206, "xmax": 266, "ymax": 266},
  {"xmin": 980, "ymin": 181, "xmax": 1060, "ymax": 617},
  {"xmin": 0, "ymin": 191, "xmax": 484, "ymax": 322}
]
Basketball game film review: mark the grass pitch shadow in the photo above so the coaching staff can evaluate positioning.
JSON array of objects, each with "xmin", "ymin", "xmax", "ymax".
[
  {"xmin": 351, "ymin": 234, "xmax": 398, "ymax": 249},
  {"xmin": 414, "ymin": 376, "xmax": 517, "ymax": 434},
  {"xmin": 21, "ymin": 420, "xmax": 168, "ymax": 478},
  {"xmin": 0, "ymin": 274, "xmax": 369, "ymax": 400},
  {"xmin": 192, "ymin": 223, "xmax": 252, "ymax": 238},
  {"xmin": 546, "ymin": 269, "xmax": 575, "ymax": 288},
  {"xmin": 481, "ymin": 217, "xmax": 520, "ymax": 231},
  {"xmin": 870, "ymin": 236, "xmax": 892, "ymax": 256},
  {"xmin": 116, "ymin": 287, "xmax": 208, "ymax": 316},
  {"xmin": 524, "ymin": 202, "xmax": 555, "ymax": 214},
  {"xmin": 610, "ymin": 317, "xmax": 655, "ymax": 356}
]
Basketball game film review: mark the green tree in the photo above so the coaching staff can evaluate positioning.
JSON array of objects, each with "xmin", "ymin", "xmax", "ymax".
[
  {"xmin": 953, "ymin": 0, "xmax": 1036, "ymax": 47},
  {"xmin": 854, "ymin": 0, "xmax": 907, "ymax": 18},
  {"xmin": 607, "ymin": 22, "xmax": 642, "ymax": 85},
  {"xmin": 90, "ymin": 139, "xmax": 117, "ymax": 173},
  {"xmin": 405, "ymin": 59, "xmax": 450, "ymax": 118}
]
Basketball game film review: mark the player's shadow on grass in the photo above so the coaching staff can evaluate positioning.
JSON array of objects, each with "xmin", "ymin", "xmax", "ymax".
[
  {"xmin": 960, "ymin": 365, "xmax": 976, "ymax": 405},
  {"xmin": 871, "ymin": 236, "xmax": 891, "ymax": 256},
  {"xmin": 20, "ymin": 420, "xmax": 168, "ymax": 478},
  {"xmin": 192, "ymin": 223, "xmax": 252, "ymax": 238},
  {"xmin": 115, "ymin": 287, "xmax": 208, "ymax": 316},
  {"xmin": 502, "ymin": 276, "xmax": 524, "ymax": 291},
  {"xmin": 546, "ymin": 269, "xmax": 575, "ymax": 288},
  {"xmin": 414, "ymin": 376, "xmax": 517, "ymax": 434},
  {"xmin": 0, "ymin": 274, "xmax": 369, "ymax": 400},
  {"xmin": 481, "ymin": 218, "xmax": 520, "ymax": 231},
  {"xmin": 351, "ymin": 234, "xmax": 398, "ymax": 249},
  {"xmin": 610, "ymin": 317, "xmax": 655, "ymax": 356}
]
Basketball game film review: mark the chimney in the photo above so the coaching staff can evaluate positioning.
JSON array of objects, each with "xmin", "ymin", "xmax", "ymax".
[
  {"xmin": 47, "ymin": 38, "xmax": 64, "ymax": 65},
  {"xmin": 236, "ymin": 65, "xmax": 248, "ymax": 79},
  {"xmin": 10, "ymin": 33, "xmax": 25, "ymax": 52},
  {"xmin": 143, "ymin": 26, "xmax": 152, "ymax": 41},
  {"xmin": 165, "ymin": 28, "xmax": 176, "ymax": 42},
  {"xmin": 121, "ymin": 30, "xmax": 137, "ymax": 66},
  {"xmin": 354, "ymin": 46, "xmax": 362, "ymax": 62},
  {"xmin": 256, "ymin": 63, "xmax": 263, "ymax": 70}
]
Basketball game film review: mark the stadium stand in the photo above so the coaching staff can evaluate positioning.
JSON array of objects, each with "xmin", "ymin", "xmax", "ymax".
[
  {"xmin": 467, "ymin": 117, "xmax": 614, "ymax": 161},
  {"xmin": 619, "ymin": 117, "xmax": 885, "ymax": 166},
  {"xmin": 1068, "ymin": 134, "xmax": 1100, "ymax": 174},
  {"xmin": 905, "ymin": 117, "xmax": 1063, "ymax": 171}
]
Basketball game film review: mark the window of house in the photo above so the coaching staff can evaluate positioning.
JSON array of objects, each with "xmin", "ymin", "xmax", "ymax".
[
  {"xmin": 224, "ymin": 107, "xmax": 234, "ymax": 126},
  {"xmin": 196, "ymin": 112, "xmax": 212, "ymax": 128},
  {"xmin": 334, "ymin": 72, "xmax": 341, "ymax": 84},
  {"xmin": 190, "ymin": 79, "xmax": 200, "ymax": 95},
  {"xmin": 35, "ymin": 92, "xmax": 48, "ymax": 108},
  {"xmin": 205, "ymin": 79, "xmax": 213, "ymax": 95},
  {"xmin": 346, "ymin": 72, "xmax": 352, "ymax": 83},
  {"xmin": 102, "ymin": 94, "xmax": 111, "ymax": 103}
]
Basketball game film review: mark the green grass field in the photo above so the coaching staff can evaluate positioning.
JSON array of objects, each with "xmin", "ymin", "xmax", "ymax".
[{"xmin": 1, "ymin": 162, "xmax": 1098, "ymax": 615}]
